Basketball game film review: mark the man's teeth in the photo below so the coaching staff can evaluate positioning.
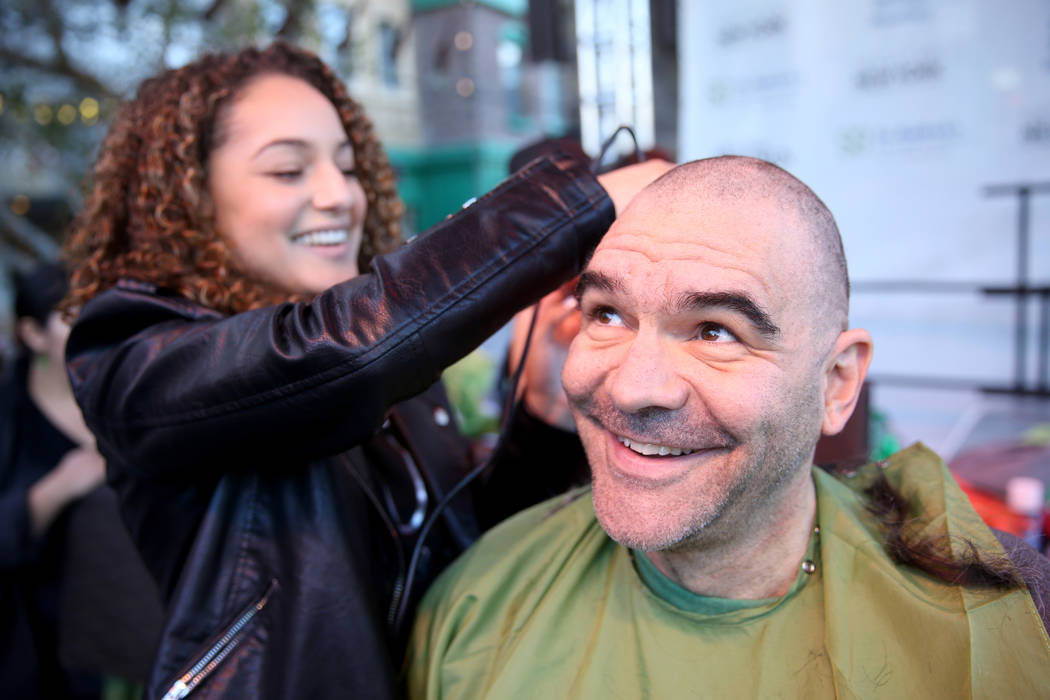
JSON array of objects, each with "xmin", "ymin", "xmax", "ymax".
[
  {"xmin": 618, "ymin": 437, "xmax": 694, "ymax": 457},
  {"xmin": 292, "ymin": 229, "xmax": 348, "ymax": 246}
]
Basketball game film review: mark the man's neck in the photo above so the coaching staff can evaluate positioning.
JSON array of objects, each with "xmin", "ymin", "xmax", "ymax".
[{"xmin": 643, "ymin": 467, "xmax": 817, "ymax": 600}]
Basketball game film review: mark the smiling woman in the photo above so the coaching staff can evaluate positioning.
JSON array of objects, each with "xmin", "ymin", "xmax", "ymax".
[
  {"xmin": 207, "ymin": 74, "xmax": 367, "ymax": 294},
  {"xmin": 64, "ymin": 43, "xmax": 402, "ymax": 316},
  {"xmin": 56, "ymin": 41, "xmax": 648, "ymax": 700}
]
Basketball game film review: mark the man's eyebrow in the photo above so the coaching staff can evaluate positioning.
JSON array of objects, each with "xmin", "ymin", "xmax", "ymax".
[
  {"xmin": 677, "ymin": 291, "xmax": 780, "ymax": 339},
  {"xmin": 575, "ymin": 272, "xmax": 780, "ymax": 339},
  {"xmin": 574, "ymin": 270, "xmax": 625, "ymax": 301}
]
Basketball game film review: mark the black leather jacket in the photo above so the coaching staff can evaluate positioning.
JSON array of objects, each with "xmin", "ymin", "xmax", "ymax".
[{"xmin": 66, "ymin": 151, "xmax": 614, "ymax": 699}]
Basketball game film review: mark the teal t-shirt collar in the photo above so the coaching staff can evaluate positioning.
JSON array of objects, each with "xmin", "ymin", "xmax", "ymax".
[{"xmin": 629, "ymin": 521, "xmax": 821, "ymax": 619}]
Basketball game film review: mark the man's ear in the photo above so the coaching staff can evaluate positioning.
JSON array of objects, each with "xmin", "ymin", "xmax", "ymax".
[
  {"xmin": 821, "ymin": 328, "xmax": 873, "ymax": 436},
  {"xmin": 16, "ymin": 317, "xmax": 48, "ymax": 355}
]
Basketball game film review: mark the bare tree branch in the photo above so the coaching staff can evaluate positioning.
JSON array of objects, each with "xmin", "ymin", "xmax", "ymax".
[
  {"xmin": 36, "ymin": 0, "xmax": 70, "ymax": 65},
  {"xmin": 276, "ymin": 0, "xmax": 311, "ymax": 39},
  {"xmin": 0, "ymin": 208, "xmax": 61, "ymax": 260},
  {"xmin": 337, "ymin": 0, "xmax": 367, "ymax": 52},
  {"xmin": 0, "ymin": 237, "xmax": 41, "ymax": 271},
  {"xmin": 202, "ymin": 0, "xmax": 229, "ymax": 22},
  {"xmin": 0, "ymin": 46, "xmax": 119, "ymax": 99},
  {"xmin": 5, "ymin": 0, "xmax": 118, "ymax": 98}
]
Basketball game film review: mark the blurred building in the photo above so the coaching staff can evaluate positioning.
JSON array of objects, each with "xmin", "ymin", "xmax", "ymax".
[{"xmin": 322, "ymin": 0, "xmax": 584, "ymax": 233}]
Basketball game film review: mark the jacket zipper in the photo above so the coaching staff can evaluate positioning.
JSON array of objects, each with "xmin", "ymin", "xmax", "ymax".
[
  {"xmin": 387, "ymin": 575, "xmax": 405, "ymax": 627},
  {"xmin": 338, "ymin": 453, "xmax": 408, "ymax": 630},
  {"xmin": 160, "ymin": 580, "xmax": 277, "ymax": 700}
]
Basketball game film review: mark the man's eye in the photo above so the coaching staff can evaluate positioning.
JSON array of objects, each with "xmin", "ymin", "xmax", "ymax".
[
  {"xmin": 592, "ymin": 306, "xmax": 624, "ymax": 327},
  {"xmin": 697, "ymin": 322, "xmax": 737, "ymax": 343},
  {"xmin": 271, "ymin": 170, "xmax": 303, "ymax": 181}
]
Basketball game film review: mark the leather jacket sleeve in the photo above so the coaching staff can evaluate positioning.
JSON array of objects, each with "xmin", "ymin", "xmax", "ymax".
[{"xmin": 66, "ymin": 151, "xmax": 614, "ymax": 479}]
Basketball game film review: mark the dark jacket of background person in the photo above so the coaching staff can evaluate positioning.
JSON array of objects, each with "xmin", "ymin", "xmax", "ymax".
[
  {"xmin": 66, "ymin": 152, "xmax": 614, "ymax": 700},
  {"xmin": 0, "ymin": 354, "xmax": 85, "ymax": 698},
  {"xmin": 2, "ymin": 265, "xmax": 163, "ymax": 698}
]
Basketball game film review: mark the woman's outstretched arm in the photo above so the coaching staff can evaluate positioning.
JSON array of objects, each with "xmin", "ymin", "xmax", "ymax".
[{"xmin": 67, "ymin": 151, "xmax": 613, "ymax": 479}]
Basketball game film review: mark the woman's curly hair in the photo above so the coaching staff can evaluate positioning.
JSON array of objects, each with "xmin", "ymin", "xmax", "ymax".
[{"xmin": 62, "ymin": 41, "xmax": 404, "ymax": 316}]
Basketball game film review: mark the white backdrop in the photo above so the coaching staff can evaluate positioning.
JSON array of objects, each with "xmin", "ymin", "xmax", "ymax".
[{"xmin": 678, "ymin": 0, "xmax": 1050, "ymax": 388}]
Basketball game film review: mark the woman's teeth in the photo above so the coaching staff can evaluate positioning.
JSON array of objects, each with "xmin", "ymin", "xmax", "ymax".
[
  {"xmin": 292, "ymin": 229, "xmax": 348, "ymax": 246},
  {"xmin": 618, "ymin": 437, "xmax": 694, "ymax": 457}
]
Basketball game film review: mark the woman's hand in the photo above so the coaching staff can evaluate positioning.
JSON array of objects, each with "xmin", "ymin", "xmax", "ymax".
[{"xmin": 597, "ymin": 159, "xmax": 675, "ymax": 216}]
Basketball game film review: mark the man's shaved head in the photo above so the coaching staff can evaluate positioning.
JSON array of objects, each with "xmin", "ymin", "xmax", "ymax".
[
  {"xmin": 643, "ymin": 156, "xmax": 849, "ymax": 338},
  {"xmin": 564, "ymin": 153, "xmax": 872, "ymax": 558}
]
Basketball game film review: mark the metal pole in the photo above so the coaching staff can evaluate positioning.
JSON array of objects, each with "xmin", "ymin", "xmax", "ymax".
[
  {"xmin": 1014, "ymin": 187, "xmax": 1030, "ymax": 391},
  {"xmin": 1039, "ymin": 289, "xmax": 1049, "ymax": 393}
]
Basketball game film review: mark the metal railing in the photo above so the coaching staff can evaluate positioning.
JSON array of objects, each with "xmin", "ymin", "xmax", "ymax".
[{"xmin": 855, "ymin": 181, "xmax": 1050, "ymax": 397}]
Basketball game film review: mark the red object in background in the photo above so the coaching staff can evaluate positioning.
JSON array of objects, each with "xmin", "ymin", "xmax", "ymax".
[
  {"xmin": 949, "ymin": 441, "xmax": 1050, "ymax": 548},
  {"xmin": 954, "ymin": 474, "xmax": 1049, "ymax": 542}
]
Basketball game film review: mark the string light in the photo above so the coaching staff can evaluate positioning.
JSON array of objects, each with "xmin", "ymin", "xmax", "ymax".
[
  {"xmin": 456, "ymin": 77, "xmax": 475, "ymax": 97},
  {"xmin": 57, "ymin": 104, "xmax": 77, "ymax": 125},
  {"xmin": 454, "ymin": 31, "xmax": 473, "ymax": 51},
  {"xmin": 34, "ymin": 104, "xmax": 54, "ymax": 125},
  {"xmin": 79, "ymin": 97, "xmax": 99, "ymax": 124},
  {"xmin": 11, "ymin": 194, "xmax": 30, "ymax": 216}
]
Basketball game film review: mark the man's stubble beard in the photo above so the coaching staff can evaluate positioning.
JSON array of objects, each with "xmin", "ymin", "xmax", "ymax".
[{"xmin": 580, "ymin": 381, "xmax": 824, "ymax": 554}]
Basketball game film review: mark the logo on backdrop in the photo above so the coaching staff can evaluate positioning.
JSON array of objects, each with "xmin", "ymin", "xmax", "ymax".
[
  {"xmin": 1023, "ymin": 119, "xmax": 1050, "ymax": 144},
  {"xmin": 869, "ymin": 0, "xmax": 933, "ymax": 27},
  {"xmin": 839, "ymin": 121, "xmax": 958, "ymax": 155},
  {"xmin": 717, "ymin": 13, "xmax": 787, "ymax": 47},
  {"xmin": 855, "ymin": 58, "xmax": 943, "ymax": 90},
  {"xmin": 707, "ymin": 72, "xmax": 799, "ymax": 105}
]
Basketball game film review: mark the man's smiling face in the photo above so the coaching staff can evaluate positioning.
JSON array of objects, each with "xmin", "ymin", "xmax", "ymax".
[{"xmin": 563, "ymin": 168, "xmax": 837, "ymax": 552}]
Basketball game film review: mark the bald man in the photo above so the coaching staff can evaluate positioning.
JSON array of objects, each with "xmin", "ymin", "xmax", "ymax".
[{"xmin": 407, "ymin": 158, "xmax": 1050, "ymax": 698}]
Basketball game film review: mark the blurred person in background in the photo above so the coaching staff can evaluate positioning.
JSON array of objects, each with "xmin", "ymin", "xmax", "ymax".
[
  {"xmin": 2, "ymin": 261, "xmax": 164, "ymax": 700},
  {"xmin": 61, "ymin": 41, "xmax": 668, "ymax": 699},
  {"xmin": 1, "ymin": 262, "xmax": 104, "ymax": 698}
]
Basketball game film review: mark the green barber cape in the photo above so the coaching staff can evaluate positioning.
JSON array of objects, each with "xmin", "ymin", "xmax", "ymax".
[{"xmin": 407, "ymin": 445, "xmax": 1050, "ymax": 698}]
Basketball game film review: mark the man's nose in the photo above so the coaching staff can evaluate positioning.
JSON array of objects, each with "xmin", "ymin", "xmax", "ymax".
[
  {"xmin": 312, "ymin": 161, "xmax": 354, "ymax": 212},
  {"xmin": 606, "ymin": 329, "xmax": 688, "ymax": 414}
]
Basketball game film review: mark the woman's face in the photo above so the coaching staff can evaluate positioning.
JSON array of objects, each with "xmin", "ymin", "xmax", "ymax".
[{"xmin": 208, "ymin": 73, "xmax": 367, "ymax": 296}]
